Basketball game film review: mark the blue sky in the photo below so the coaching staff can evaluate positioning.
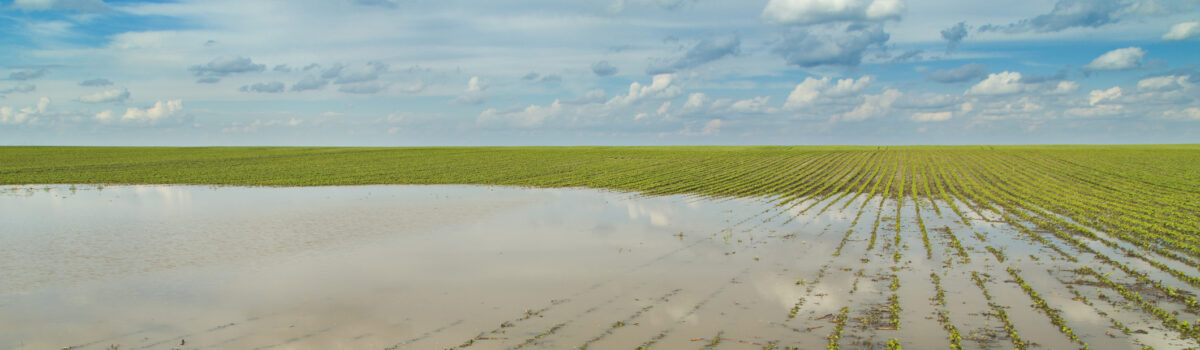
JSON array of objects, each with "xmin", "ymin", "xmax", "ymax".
[{"xmin": 0, "ymin": 0, "xmax": 1197, "ymax": 146}]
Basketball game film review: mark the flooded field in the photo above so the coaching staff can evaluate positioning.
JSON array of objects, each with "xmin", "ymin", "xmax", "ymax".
[{"xmin": 1, "ymin": 184, "xmax": 1196, "ymax": 349}]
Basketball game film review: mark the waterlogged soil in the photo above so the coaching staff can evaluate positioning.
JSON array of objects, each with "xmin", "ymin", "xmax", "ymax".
[{"xmin": 0, "ymin": 185, "xmax": 1194, "ymax": 349}]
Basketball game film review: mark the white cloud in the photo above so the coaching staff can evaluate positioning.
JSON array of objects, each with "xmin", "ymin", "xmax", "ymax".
[
  {"xmin": 1160, "ymin": 107, "xmax": 1200, "ymax": 120},
  {"xmin": 1137, "ymin": 75, "xmax": 1191, "ymax": 91},
  {"xmin": 477, "ymin": 75, "xmax": 685, "ymax": 129},
  {"xmin": 966, "ymin": 71, "xmax": 1024, "ymax": 96},
  {"xmin": 1088, "ymin": 86, "xmax": 1122, "ymax": 105},
  {"xmin": 1049, "ymin": 81, "xmax": 1080, "ymax": 95},
  {"xmin": 1082, "ymin": 47, "xmax": 1145, "ymax": 71},
  {"xmin": 728, "ymin": 96, "xmax": 776, "ymax": 114},
  {"xmin": 477, "ymin": 100, "xmax": 564, "ymax": 128},
  {"xmin": 606, "ymin": 74, "xmax": 681, "ymax": 107},
  {"xmin": 452, "ymin": 76, "xmax": 488, "ymax": 105},
  {"xmin": 911, "ymin": 111, "xmax": 952, "ymax": 122},
  {"xmin": 762, "ymin": 0, "xmax": 905, "ymax": 25},
  {"xmin": 783, "ymin": 78, "xmax": 826, "ymax": 109},
  {"xmin": 828, "ymin": 75, "xmax": 873, "ymax": 96},
  {"xmin": 95, "ymin": 99, "xmax": 184, "ymax": 124},
  {"xmin": 700, "ymin": 118, "xmax": 724, "ymax": 135},
  {"xmin": 79, "ymin": 88, "xmax": 131, "ymax": 103},
  {"xmin": 681, "ymin": 92, "xmax": 710, "ymax": 113},
  {"xmin": 0, "ymin": 97, "xmax": 50, "ymax": 124},
  {"xmin": 656, "ymin": 101, "xmax": 672, "ymax": 116},
  {"xmin": 835, "ymin": 88, "xmax": 900, "ymax": 122},
  {"xmin": 972, "ymin": 96, "xmax": 1045, "ymax": 120},
  {"xmin": 1163, "ymin": 22, "xmax": 1200, "ymax": 41},
  {"xmin": 783, "ymin": 76, "xmax": 872, "ymax": 110},
  {"xmin": 1066, "ymin": 104, "xmax": 1124, "ymax": 118}
]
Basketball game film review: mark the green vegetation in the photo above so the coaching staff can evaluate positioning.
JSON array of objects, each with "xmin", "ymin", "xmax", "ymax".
[
  {"xmin": 7, "ymin": 146, "xmax": 1195, "ymax": 251},
  {"xmin": 10, "ymin": 145, "xmax": 1200, "ymax": 348}
]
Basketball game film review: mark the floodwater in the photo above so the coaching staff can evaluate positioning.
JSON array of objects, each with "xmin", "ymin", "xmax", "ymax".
[{"xmin": 0, "ymin": 185, "xmax": 1194, "ymax": 349}]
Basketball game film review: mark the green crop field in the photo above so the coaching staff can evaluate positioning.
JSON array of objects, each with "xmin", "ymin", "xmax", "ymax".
[{"xmin": 4, "ymin": 145, "xmax": 1200, "ymax": 349}]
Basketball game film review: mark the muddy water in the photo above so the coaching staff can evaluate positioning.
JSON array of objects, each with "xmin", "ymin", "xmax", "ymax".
[{"xmin": 0, "ymin": 185, "xmax": 1193, "ymax": 349}]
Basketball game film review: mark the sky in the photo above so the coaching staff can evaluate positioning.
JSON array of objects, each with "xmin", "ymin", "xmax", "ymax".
[{"xmin": 0, "ymin": 0, "xmax": 1198, "ymax": 146}]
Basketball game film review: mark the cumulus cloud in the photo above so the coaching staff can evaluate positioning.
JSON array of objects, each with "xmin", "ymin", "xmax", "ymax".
[
  {"xmin": 78, "ymin": 78, "xmax": 113, "ymax": 86},
  {"xmin": 1088, "ymin": 86, "xmax": 1122, "ymax": 105},
  {"xmin": 1163, "ymin": 22, "xmax": 1200, "ymax": 40},
  {"xmin": 1050, "ymin": 81, "xmax": 1080, "ymax": 94},
  {"xmin": 1137, "ymin": 75, "xmax": 1191, "ymax": 91},
  {"xmin": 940, "ymin": 22, "xmax": 968, "ymax": 53},
  {"xmin": 189, "ymin": 56, "xmax": 266, "ymax": 82},
  {"xmin": 783, "ymin": 75, "xmax": 873, "ymax": 110},
  {"xmin": 648, "ymin": 35, "xmax": 740, "ymax": 74},
  {"xmin": 0, "ymin": 97, "xmax": 50, "ymax": 124},
  {"xmin": 925, "ymin": 63, "xmax": 988, "ymax": 83},
  {"xmin": 784, "ymin": 79, "xmax": 825, "ymax": 109},
  {"xmin": 911, "ymin": 111, "xmax": 952, "ymax": 122},
  {"xmin": 12, "ymin": 0, "xmax": 106, "ymax": 12},
  {"xmin": 291, "ymin": 76, "xmax": 328, "ymax": 92},
  {"xmin": 478, "ymin": 75, "xmax": 683, "ymax": 129},
  {"xmin": 728, "ymin": 96, "xmax": 777, "ymax": 114},
  {"xmin": 966, "ymin": 71, "xmax": 1025, "ymax": 95},
  {"xmin": 452, "ymin": 76, "xmax": 488, "ymax": 105},
  {"xmin": 835, "ymin": 88, "xmax": 901, "ymax": 122},
  {"xmin": 773, "ymin": 23, "xmax": 890, "ymax": 67},
  {"xmin": 478, "ymin": 100, "xmax": 564, "ymax": 128},
  {"xmin": 7, "ymin": 68, "xmax": 47, "ymax": 81},
  {"xmin": 606, "ymin": 73, "xmax": 681, "ymax": 107},
  {"xmin": 762, "ymin": 0, "xmax": 905, "ymax": 25},
  {"xmin": 1160, "ymin": 107, "xmax": 1200, "ymax": 120},
  {"xmin": 94, "ymin": 100, "xmax": 184, "ymax": 124},
  {"xmin": 592, "ymin": 61, "xmax": 618, "ymax": 77},
  {"xmin": 682, "ymin": 92, "xmax": 710, "ymax": 112},
  {"xmin": 699, "ymin": 119, "xmax": 724, "ymax": 135},
  {"xmin": 239, "ymin": 81, "xmax": 285, "ymax": 93},
  {"xmin": 894, "ymin": 92, "xmax": 960, "ymax": 109},
  {"xmin": 79, "ymin": 88, "xmax": 130, "ymax": 103},
  {"xmin": 1082, "ymin": 47, "xmax": 1145, "ymax": 72}
]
